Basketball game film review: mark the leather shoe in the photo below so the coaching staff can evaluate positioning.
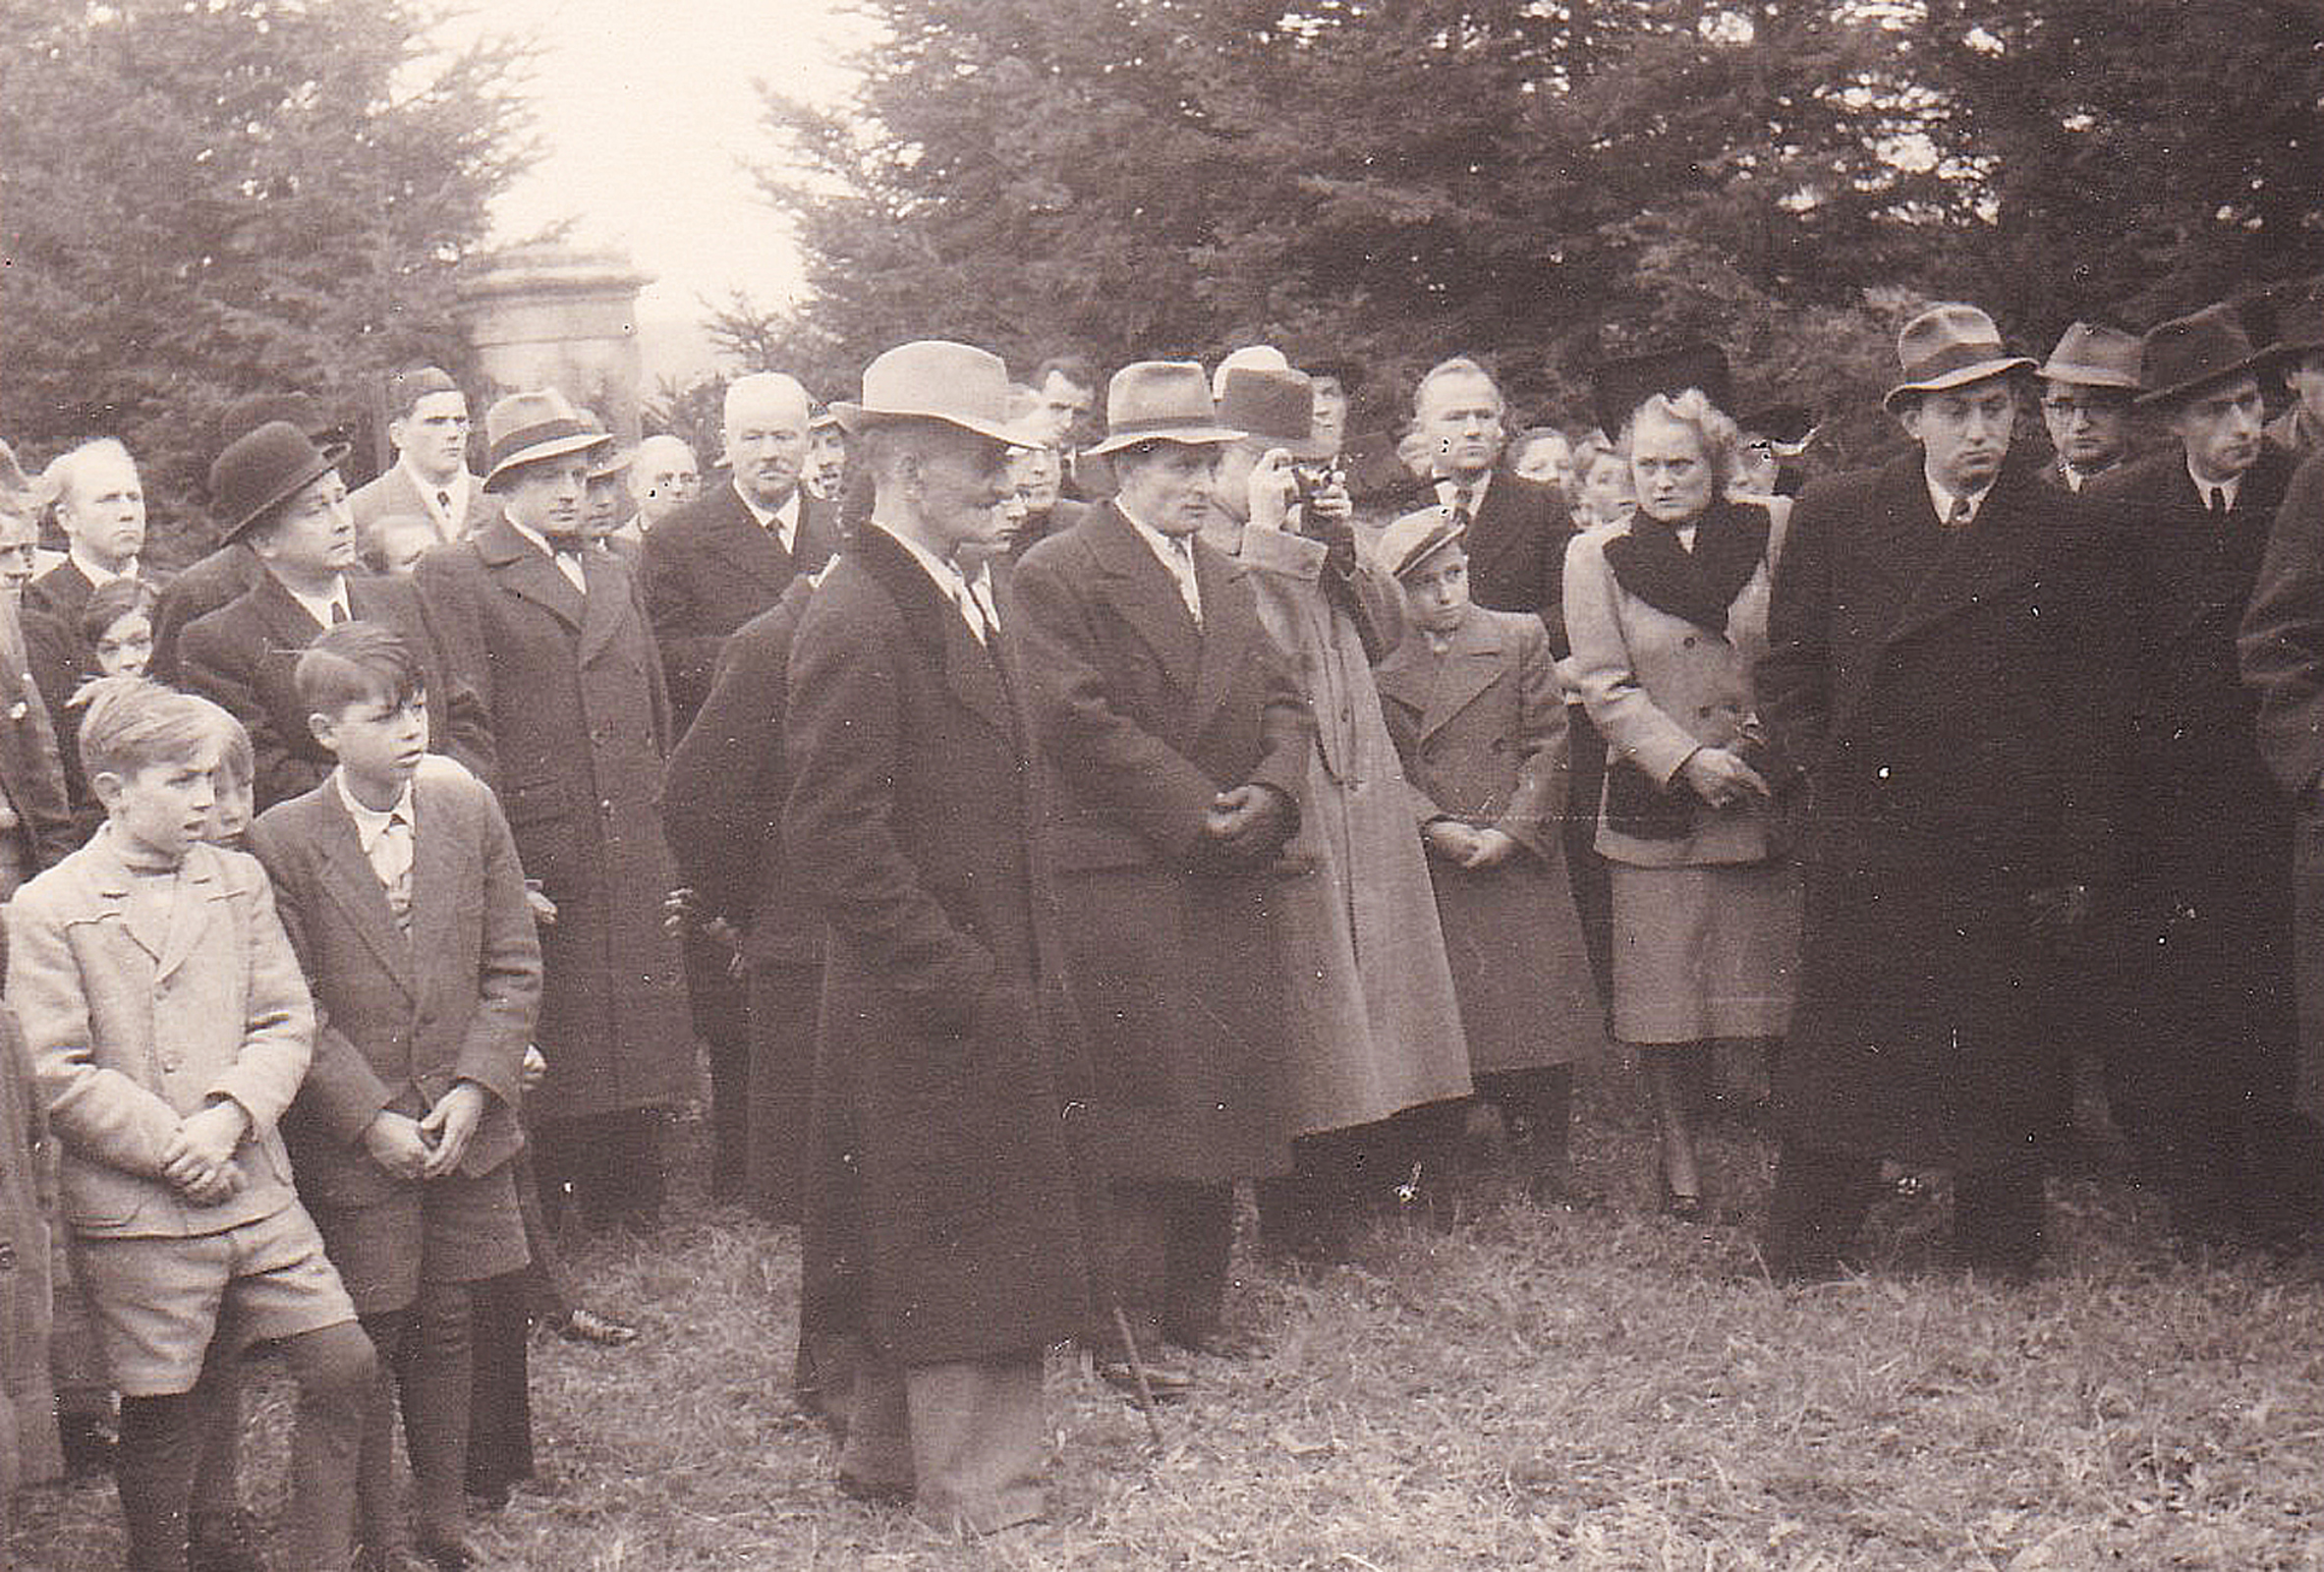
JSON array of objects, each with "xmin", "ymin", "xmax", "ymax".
[
  {"xmin": 1096, "ymin": 1357, "xmax": 1195, "ymax": 1404},
  {"xmin": 549, "ymin": 1306, "xmax": 639, "ymax": 1347},
  {"xmin": 835, "ymin": 1472, "xmax": 913, "ymax": 1506},
  {"xmin": 190, "ymin": 1508, "xmax": 264, "ymax": 1572}
]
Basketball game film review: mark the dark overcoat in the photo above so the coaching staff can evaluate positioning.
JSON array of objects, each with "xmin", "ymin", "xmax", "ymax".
[
  {"xmin": 638, "ymin": 478, "xmax": 838, "ymax": 731},
  {"xmin": 1375, "ymin": 604, "xmax": 1605, "ymax": 1075},
  {"xmin": 177, "ymin": 571, "xmax": 495, "ymax": 810},
  {"xmin": 149, "ymin": 542, "xmax": 261, "ymax": 684},
  {"xmin": 1756, "ymin": 451, "xmax": 2131, "ymax": 1170},
  {"xmin": 782, "ymin": 525, "xmax": 1090, "ymax": 1367},
  {"xmin": 2239, "ymin": 448, "xmax": 2324, "ymax": 1119},
  {"xmin": 2088, "ymin": 445, "xmax": 2297, "ymax": 1095},
  {"xmin": 411, "ymin": 519, "xmax": 690, "ymax": 1123},
  {"xmin": 1011, "ymin": 503, "xmax": 1312, "ymax": 1180}
]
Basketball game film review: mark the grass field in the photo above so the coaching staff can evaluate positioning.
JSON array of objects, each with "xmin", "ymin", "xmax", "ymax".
[{"xmin": 14, "ymin": 1079, "xmax": 2324, "ymax": 1571}]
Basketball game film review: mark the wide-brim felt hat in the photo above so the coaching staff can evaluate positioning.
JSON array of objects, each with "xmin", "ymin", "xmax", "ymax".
[
  {"xmin": 1086, "ymin": 361, "xmax": 1246, "ymax": 457},
  {"xmin": 209, "ymin": 421, "xmax": 351, "ymax": 542},
  {"xmin": 1884, "ymin": 304, "xmax": 2036, "ymax": 412},
  {"xmin": 480, "ymin": 388, "xmax": 615, "ymax": 490},
  {"xmin": 1377, "ymin": 505, "xmax": 1467, "ymax": 581},
  {"xmin": 2136, "ymin": 303, "xmax": 2283, "ymax": 409},
  {"xmin": 2037, "ymin": 321, "xmax": 2143, "ymax": 391},
  {"xmin": 831, "ymin": 340, "xmax": 1042, "ymax": 446},
  {"xmin": 1216, "ymin": 365, "xmax": 1332, "ymax": 460},
  {"xmin": 1593, "ymin": 341, "xmax": 1734, "ymax": 437}
]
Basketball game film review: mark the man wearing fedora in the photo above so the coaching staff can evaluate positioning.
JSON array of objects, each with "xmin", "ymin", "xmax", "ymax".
[
  {"xmin": 413, "ymin": 390, "xmax": 692, "ymax": 1235},
  {"xmin": 177, "ymin": 421, "xmax": 493, "ymax": 813},
  {"xmin": 2087, "ymin": 303, "xmax": 2319, "ymax": 1250},
  {"xmin": 780, "ymin": 341, "xmax": 1092, "ymax": 1533},
  {"xmin": 349, "ymin": 367, "xmax": 496, "ymax": 550},
  {"xmin": 2266, "ymin": 293, "xmax": 2324, "ymax": 463},
  {"xmin": 2035, "ymin": 323, "xmax": 2144, "ymax": 492},
  {"xmin": 1757, "ymin": 303, "xmax": 2131, "ymax": 1282},
  {"xmin": 641, "ymin": 370, "xmax": 836, "ymax": 1202},
  {"xmin": 1009, "ymin": 361, "xmax": 1308, "ymax": 1394},
  {"xmin": 1204, "ymin": 354, "xmax": 1472, "ymax": 1255}
]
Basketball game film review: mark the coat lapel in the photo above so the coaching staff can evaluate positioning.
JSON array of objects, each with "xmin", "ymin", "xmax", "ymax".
[
  {"xmin": 474, "ymin": 517, "xmax": 585, "ymax": 631},
  {"xmin": 1390, "ymin": 610, "xmax": 1506, "ymax": 739},
  {"xmin": 1085, "ymin": 504, "xmax": 1204, "ymax": 697},
  {"xmin": 850, "ymin": 527, "xmax": 1013, "ymax": 742},
  {"xmin": 1879, "ymin": 459, "xmax": 2043, "ymax": 647},
  {"xmin": 703, "ymin": 486, "xmax": 796, "ymax": 596},
  {"xmin": 310, "ymin": 791, "xmax": 419, "ymax": 998},
  {"xmin": 577, "ymin": 547, "xmax": 633, "ymax": 667},
  {"xmin": 1187, "ymin": 534, "xmax": 1258, "ymax": 737},
  {"xmin": 248, "ymin": 572, "xmax": 326, "ymax": 660},
  {"xmin": 151, "ymin": 852, "xmax": 219, "ymax": 985}
]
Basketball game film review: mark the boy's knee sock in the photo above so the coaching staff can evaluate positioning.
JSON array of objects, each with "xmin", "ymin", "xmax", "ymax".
[
  {"xmin": 403, "ymin": 1283, "xmax": 476, "ymax": 1542},
  {"xmin": 187, "ymin": 1345, "xmax": 244, "ymax": 1520},
  {"xmin": 281, "ymin": 1319, "xmax": 378, "ymax": 1572},
  {"xmin": 355, "ymin": 1311, "xmax": 411, "ymax": 1550},
  {"xmin": 117, "ymin": 1391, "xmax": 201, "ymax": 1572}
]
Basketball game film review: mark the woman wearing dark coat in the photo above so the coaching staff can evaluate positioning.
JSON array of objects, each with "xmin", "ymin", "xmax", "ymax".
[{"xmin": 1564, "ymin": 391, "xmax": 1799, "ymax": 1217}]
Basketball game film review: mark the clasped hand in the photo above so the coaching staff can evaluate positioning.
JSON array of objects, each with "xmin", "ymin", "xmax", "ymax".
[
  {"xmin": 162, "ymin": 1099, "xmax": 250, "ymax": 1206},
  {"xmin": 364, "ymin": 1082, "xmax": 489, "ymax": 1181},
  {"xmin": 1204, "ymin": 784, "xmax": 1289, "ymax": 861},
  {"xmin": 1422, "ymin": 820, "xmax": 1520, "ymax": 870},
  {"xmin": 1678, "ymin": 747, "xmax": 1771, "ymax": 810}
]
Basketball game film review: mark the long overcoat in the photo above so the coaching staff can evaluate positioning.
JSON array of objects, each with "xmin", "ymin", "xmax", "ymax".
[
  {"xmin": 2238, "ymin": 448, "xmax": 2324, "ymax": 1120},
  {"xmin": 782, "ymin": 525, "xmax": 1091, "ymax": 1367},
  {"xmin": 1223, "ymin": 521, "xmax": 1473, "ymax": 1134},
  {"xmin": 1374, "ymin": 603, "xmax": 1604, "ymax": 1075},
  {"xmin": 412, "ymin": 518, "xmax": 690, "ymax": 1123},
  {"xmin": 2088, "ymin": 446, "xmax": 2297, "ymax": 1099},
  {"xmin": 1010, "ymin": 502, "xmax": 1312, "ymax": 1180},
  {"xmin": 1756, "ymin": 451, "xmax": 2130, "ymax": 1170}
]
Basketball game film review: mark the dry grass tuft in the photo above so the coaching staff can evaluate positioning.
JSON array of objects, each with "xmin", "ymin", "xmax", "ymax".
[{"xmin": 13, "ymin": 1090, "xmax": 2324, "ymax": 1570}]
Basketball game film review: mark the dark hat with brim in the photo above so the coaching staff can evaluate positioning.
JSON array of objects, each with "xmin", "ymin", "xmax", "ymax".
[
  {"xmin": 1377, "ymin": 506, "xmax": 1467, "ymax": 581},
  {"xmin": 480, "ymin": 389, "xmax": 613, "ymax": 491},
  {"xmin": 1884, "ymin": 304, "xmax": 2036, "ymax": 412},
  {"xmin": 1737, "ymin": 403, "xmax": 1817, "ymax": 445},
  {"xmin": 2037, "ymin": 322, "xmax": 2144, "ymax": 391},
  {"xmin": 2136, "ymin": 303, "xmax": 2282, "ymax": 409},
  {"xmin": 1216, "ymin": 366, "xmax": 1332, "ymax": 461},
  {"xmin": 1593, "ymin": 342, "xmax": 1734, "ymax": 438},
  {"xmin": 210, "ymin": 421, "xmax": 351, "ymax": 542}
]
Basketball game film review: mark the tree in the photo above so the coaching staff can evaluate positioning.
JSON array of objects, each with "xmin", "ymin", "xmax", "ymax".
[
  {"xmin": 754, "ymin": 0, "xmax": 2322, "ymax": 441},
  {"xmin": 0, "ymin": 1, "xmax": 534, "ymax": 564}
]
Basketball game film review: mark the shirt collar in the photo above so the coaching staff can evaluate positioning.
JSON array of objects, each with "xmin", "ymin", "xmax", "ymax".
[
  {"xmin": 1435, "ymin": 471, "xmax": 1493, "ymax": 512},
  {"xmin": 273, "ymin": 570, "xmax": 350, "ymax": 630},
  {"xmin": 332, "ymin": 767, "xmax": 414, "ymax": 849},
  {"xmin": 67, "ymin": 546, "xmax": 136, "ymax": 589},
  {"xmin": 401, "ymin": 458, "xmax": 468, "ymax": 517},
  {"xmin": 869, "ymin": 518, "xmax": 968, "ymax": 596},
  {"xmin": 733, "ymin": 478, "xmax": 801, "ymax": 537},
  {"xmin": 1115, "ymin": 500, "xmax": 1195, "ymax": 563},
  {"xmin": 2186, "ymin": 454, "xmax": 2243, "ymax": 511},
  {"xmin": 502, "ymin": 511, "xmax": 572, "ymax": 559},
  {"xmin": 1924, "ymin": 469, "xmax": 1994, "ymax": 528}
]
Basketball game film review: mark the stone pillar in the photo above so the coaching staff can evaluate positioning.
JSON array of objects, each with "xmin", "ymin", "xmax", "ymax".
[{"xmin": 457, "ymin": 243, "xmax": 652, "ymax": 441}]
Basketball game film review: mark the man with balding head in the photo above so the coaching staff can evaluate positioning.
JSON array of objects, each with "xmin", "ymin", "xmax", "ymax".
[
  {"xmin": 642, "ymin": 371, "xmax": 838, "ymax": 1203},
  {"xmin": 626, "ymin": 434, "xmax": 700, "ymax": 535}
]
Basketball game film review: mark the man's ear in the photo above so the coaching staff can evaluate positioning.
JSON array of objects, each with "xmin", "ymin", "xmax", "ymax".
[
  {"xmin": 1894, "ymin": 400, "xmax": 1923, "ymax": 444},
  {"xmin": 307, "ymin": 710, "xmax": 337, "ymax": 751},
  {"xmin": 88, "ymin": 769, "xmax": 125, "ymax": 812}
]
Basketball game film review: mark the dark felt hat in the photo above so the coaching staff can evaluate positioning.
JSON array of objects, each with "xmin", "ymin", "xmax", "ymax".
[
  {"xmin": 1217, "ymin": 366, "xmax": 1332, "ymax": 460},
  {"xmin": 1592, "ymin": 342, "xmax": 1733, "ymax": 438},
  {"xmin": 1883, "ymin": 305, "xmax": 2036, "ymax": 412},
  {"xmin": 209, "ymin": 421, "xmax": 351, "ymax": 542},
  {"xmin": 2136, "ymin": 303, "xmax": 2283, "ymax": 409},
  {"xmin": 479, "ymin": 389, "xmax": 614, "ymax": 490}
]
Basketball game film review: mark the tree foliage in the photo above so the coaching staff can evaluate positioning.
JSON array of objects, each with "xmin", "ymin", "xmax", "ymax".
[
  {"xmin": 756, "ymin": 0, "xmax": 2322, "ymax": 440},
  {"xmin": 0, "ymin": 1, "xmax": 534, "ymax": 563}
]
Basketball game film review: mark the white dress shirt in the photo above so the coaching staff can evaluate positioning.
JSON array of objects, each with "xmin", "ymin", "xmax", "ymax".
[
  {"xmin": 1435, "ymin": 471, "xmax": 1494, "ymax": 518},
  {"xmin": 869, "ymin": 520, "xmax": 992, "ymax": 642},
  {"xmin": 403, "ymin": 458, "xmax": 472, "ymax": 542},
  {"xmin": 2186, "ymin": 456, "xmax": 2242, "ymax": 514},
  {"xmin": 279, "ymin": 573, "xmax": 352, "ymax": 631},
  {"xmin": 736, "ymin": 480, "xmax": 804, "ymax": 558},
  {"xmin": 1116, "ymin": 504, "xmax": 1202, "ymax": 625},
  {"xmin": 505, "ymin": 513, "xmax": 588, "ymax": 592},
  {"xmin": 333, "ymin": 769, "xmax": 417, "ymax": 926},
  {"xmin": 1925, "ymin": 472, "xmax": 1994, "ymax": 529}
]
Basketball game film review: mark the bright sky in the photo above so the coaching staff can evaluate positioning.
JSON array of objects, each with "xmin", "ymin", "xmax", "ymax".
[{"xmin": 432, "ymin": 0, "xmax": 873, "ymax": 323}]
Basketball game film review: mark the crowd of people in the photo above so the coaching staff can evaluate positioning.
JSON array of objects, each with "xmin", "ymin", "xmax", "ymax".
[{"xmin": 5, "ymin": 284, "xmax": 2324, "ymax": 1560}]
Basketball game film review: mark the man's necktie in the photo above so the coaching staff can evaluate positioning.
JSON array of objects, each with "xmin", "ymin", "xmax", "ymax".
[
  {"xmin": 542, "ymin": 531, "xmax": 586, "ymax": 557},
  {"xmin": 2209, "ymin": 486, "xmax": 2228, "ymax": 514},
  {"xmin": 329, "ymin": 599, "xmax": 350, "ymax": 625},
  {"xmin": 1165, "ymin": 536, "xmax": 1202, "ymax": 625},
  {"xmin": 436, "ymin": 489, "xmax": 453, "ymax": 521},
  {"xmin": 1946, "ymin": 495, "xmax": 1975, "ymax": 530}
]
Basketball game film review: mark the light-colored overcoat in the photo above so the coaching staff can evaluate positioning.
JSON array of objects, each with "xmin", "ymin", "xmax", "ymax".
[{"xmin": 1226, "ymin": 521, "xmax": 1471, "ymax": 1134}]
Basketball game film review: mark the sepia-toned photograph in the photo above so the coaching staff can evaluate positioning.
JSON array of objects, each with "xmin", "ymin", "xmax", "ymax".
[{"xmin": 4, "ymin": 0, "xmax": 2323, "ymax": 1566}]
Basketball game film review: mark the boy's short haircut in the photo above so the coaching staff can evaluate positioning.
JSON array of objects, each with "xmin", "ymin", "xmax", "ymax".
[
  {"xmin": 78, "ymin": 575, "xmax": 158, "ymax": 648},
  {"xmin": 184, "ymin": 694, "xmax": 255, "ymax": 787},
  {"xmin": 294, "ymin": 621, "xmax": 424, "ymax": 718},
  {"xmin": 72, "ymin": 676, "xmax": 216, "ymax": 782}
]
